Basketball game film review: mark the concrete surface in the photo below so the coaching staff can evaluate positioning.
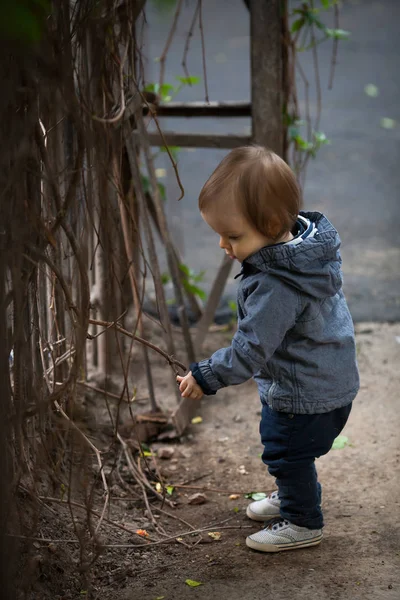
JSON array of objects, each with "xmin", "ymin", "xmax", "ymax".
[{"xmin": 144, "ymin": 0, "xmax": 400, "ymax": 321}]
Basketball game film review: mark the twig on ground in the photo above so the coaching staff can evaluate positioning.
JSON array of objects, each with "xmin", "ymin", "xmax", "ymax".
[
  {"xmin": 103, "ymin": 522, "xmax": 252, "ymax": 549},
  {"xmin": 52, "ymin": 401, "xmax": 109, "ymax": 535},
  {"xmin": 38, "ymin": 496, "xmax": 146, "ymax": 539}
]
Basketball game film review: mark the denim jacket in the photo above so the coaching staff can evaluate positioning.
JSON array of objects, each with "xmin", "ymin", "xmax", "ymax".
[{"xmin": 191, "ymin": 212, "xmax": 360, "ymax": 414}]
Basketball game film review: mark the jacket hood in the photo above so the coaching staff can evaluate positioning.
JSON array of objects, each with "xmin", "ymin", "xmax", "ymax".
[{"xmin": 243, "ymin": 212, "xmax": 343, "ymax": 299}]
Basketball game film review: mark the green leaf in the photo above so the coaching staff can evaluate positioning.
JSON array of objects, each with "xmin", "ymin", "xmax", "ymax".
[
  {"xmin": 192, "ymin": 270, "xmax": 205, "ymax": 283},
  {"xmin": 160, "ymin": 145, "xmax": 181, "ymax": 162},
  {"xmin": 244, "ymin": 492, "xmax": 267, "ymax": 500},
  {"xmin": 364, "ymin": 84, "xmax": 379, "ymax": 98},
  {"xmin": 141, "ymin": 174, "xmax": 150, "ymax": 194},
  {"xmin": 158, "ymin": 182, "xmax": 166, "ymax": 201},
  {"xmin": 233, "ymin": 507, "xmax": 239, "ymax": 513},
  {"xmin": 228, "ymin": 300, "xmax": 237, "ymax": 312},
  {"xmin": 161, "ymin": 272, "xmax": 171, "ymax": 285},
  {"xmin": 185, "ymin": 283, "xmax": 207, "ymax": 301},
  {"xmin": 251, "ymin": 492, "xmax": 267, "ymax": 501},
  {"xmin": 380, "ymin": 117, "xmax": 396, "ymax": 130},
  {"xmin": 144, "ymin": 82, "xmax": 159, "ymax": 94},
  {"xmin": 166, "ymin": 485, "xmax": 174, "ymax": 495},
  {"xmin": 313, "ymin": 131, "xmax": 330, "ymax": 146},
  {"xmin": 160, "ymin": 83, "xmax": 175, "ymax": 96},
  {"xmin": 326, "ymin": 28, "xmax": 350, "ymax": 40},
  {"xmin": 291, "ymin": 18, "xmax": 305, "ymax": 33},
  {"xmin": 185, "ymin": 579, "xmax": 203, "ymax": 587},
  {"xmin": 176, "ymin": 75, "xmax": 201, "ymax": 85},
  {"xmin": 179, "ymin": 263, "xmax": 191, "ymax": 277},
  {"xmin": 320, "ymin": 0, "xmax": 331, "ymax": 8},
  {"xmin": 332, "ymin": 435, "xmax": 349, "ymax": 450}
]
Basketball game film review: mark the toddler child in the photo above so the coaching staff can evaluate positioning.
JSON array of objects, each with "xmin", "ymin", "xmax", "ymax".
[{"xmin": 177, "ymin": 145, "xmax": 359, "ymax": 553}]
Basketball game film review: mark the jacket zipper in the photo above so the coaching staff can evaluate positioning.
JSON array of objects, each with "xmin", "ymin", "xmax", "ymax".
[{"xmin": 268, "ymin": 381, "xmax": 276, "ymax": 406}]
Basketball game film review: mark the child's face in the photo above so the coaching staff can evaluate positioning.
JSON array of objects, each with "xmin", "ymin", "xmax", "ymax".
[{"xmin": 201, "ymin": 206, "xmax": 271, "ymax": 263}]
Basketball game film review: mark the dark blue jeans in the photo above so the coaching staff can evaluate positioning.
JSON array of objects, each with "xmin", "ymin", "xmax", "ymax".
[{"xmin": 260, "ymin": 402, "xmax": 352, "ymax": 530}]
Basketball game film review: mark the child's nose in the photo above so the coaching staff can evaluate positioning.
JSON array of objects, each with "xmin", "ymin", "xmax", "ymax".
[{"xmin": 219, "ymin": 237, "xmax": 229, "ymax": 250}]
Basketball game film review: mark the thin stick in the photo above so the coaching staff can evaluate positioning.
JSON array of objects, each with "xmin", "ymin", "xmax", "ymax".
[
  {"xmin": 152, "ymin": 506, "xmax": 196, "ymax": 531},
  {"xmin": 92, "ymin": 43, "xmax": 130, "ymax": 124},
  {"xmin": 52, "ymin": 400, "xmax": 109, "ymax": 535},
  {"xmin": 198, "ymin": 0, "xmax": 209, "ymax": 103},
  {"xmin": 181, "ymin": 1, "xmax": 200, "ymax": 80},
  {"xmin": 38, "ymin": 496, "xmax": 147, "ymax": 539},
  {"xmin": 135, "ymin": 86, "xmax": 185, "ymax": 201},
  {"xmin": 159, "ymin": 0, "xmax": 184, "ymax": 88},
  {"xmin": 103, "ymin": 522, "xmax": 252, "ymax": 549},
  {"xmin": 328, "ymin": 3, "xmax": 339, "ymax": 90},
  {"xmin": 88, "ymin": 317, "xmax": 187, "ymax": 373},
  {"xmin": 7, "ymin": 535, "xmax": 80, "ymax": 545}
]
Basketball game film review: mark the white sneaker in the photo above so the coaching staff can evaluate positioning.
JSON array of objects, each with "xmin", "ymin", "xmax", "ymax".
[
  {"xmin": 246, "ymin": 518, "xmax": 323, "ymax": 553},
  {"xmin": 246, "ymin": 491, "xmax": 281, "ymax": 522}
]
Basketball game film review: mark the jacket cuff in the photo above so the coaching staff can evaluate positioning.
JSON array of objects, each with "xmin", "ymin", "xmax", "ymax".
[{"xmin": 190, "ymin": 361, "xmax": 221, "ymax": 395}]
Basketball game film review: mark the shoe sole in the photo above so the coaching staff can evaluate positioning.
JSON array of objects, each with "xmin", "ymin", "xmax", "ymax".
[
  {"xmin": 246, "ymin": 506, "xmax": 280, "ymax": 522},
  {"xmin": 245, "ymin": 534, "xmax": 323, "ymax": 553}
]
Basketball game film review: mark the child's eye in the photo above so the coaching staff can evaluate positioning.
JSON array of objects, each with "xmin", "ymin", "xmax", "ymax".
[{"xmin": 229, "ymin": 235, "xmax": 240, "ymax": 241}]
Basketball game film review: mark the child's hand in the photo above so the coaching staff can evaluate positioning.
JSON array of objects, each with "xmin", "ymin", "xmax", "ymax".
[{"xmin": 176, "ymin": 371, "xmax": 204, "ymax": 400}]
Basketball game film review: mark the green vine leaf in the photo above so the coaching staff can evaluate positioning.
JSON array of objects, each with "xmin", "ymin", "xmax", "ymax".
[
  {"xmin": 325, "ymin": 28, "xmax": 350, "ymax": 40},
  {"xmin": 291, "ymin": 18, "xmax": 305, "ymax": 33}
]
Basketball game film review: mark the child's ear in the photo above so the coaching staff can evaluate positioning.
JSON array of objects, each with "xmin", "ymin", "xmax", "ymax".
[{"xmin": 266, "ymin": 214, "xmax": 282, "ymax": 240}]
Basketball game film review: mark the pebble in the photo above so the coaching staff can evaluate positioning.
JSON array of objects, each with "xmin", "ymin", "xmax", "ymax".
[
  {"xmin": 188, "ymin": 493, "xmax": 208, "ymax": 505},
  {"xmin": 157, "ymin": 447, "xmax": 175, "ymax": 460}
]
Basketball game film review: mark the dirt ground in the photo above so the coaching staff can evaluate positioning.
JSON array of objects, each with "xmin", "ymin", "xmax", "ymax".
[{"xmin": 21, "ymin": 322, "xmax": 400, "ymax": 600}]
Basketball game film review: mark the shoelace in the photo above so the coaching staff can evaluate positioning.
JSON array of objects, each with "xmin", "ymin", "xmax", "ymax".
[{"xmin": 265, "ymin": 517, "xmax": 289, "ymax": 531}]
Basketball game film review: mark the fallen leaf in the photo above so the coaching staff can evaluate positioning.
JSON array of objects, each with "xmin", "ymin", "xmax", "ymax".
[
  {"xmin": 250, "ymin": 492, "xmax": 267, "ymax": 501},
  {"xmin": 244, "ymin": 492, "xmax": 267, "ymax": 500},
  {"xmin": 185, "ymin": 579, "xmax": 203, "ymax": 587},
  {"xmin": 156, "ymin": 482, "xmax": 162, "ymax": 493},
  {"xmin": 191, "ymin": 416, "xmax": 203, "ymax": 424},
  {"xmin": 364, "ymin": 83, "xmax": 379, "ymax": 97},
  {"xmin": 380, "ymin": 117, "xmax": 396, "ymax": 130},
  {"xmin": 142, "ymin": 450, "xmax": 154, "ymax": 457},
  {"xmin": 233, "ymin": 507, "xmax": 240, "ymax": 513},
  {"xmin": 188, "ymin": 492, "xmax": 208, "ymax": 505},
  {"xmin": 229, "ymin": 494, "xmax": 240, "ymax": 500},
  {"xmin": 166, "ymin": 485, "xmax": 174, "ymax": 495},
  {"xmin": 136, "ymin": 529, "xmax": 149, "ymax": 538},
  {"xmin": 208, "ymin": 532, "xmax": 222, "ymax": 541},
  {"xmin": 332, "ymin": 435, "xmax": 349, "ymax": 450},
  {"xmin": 155, "ymin": 596, "xmax": 165, "ymax": 600}
]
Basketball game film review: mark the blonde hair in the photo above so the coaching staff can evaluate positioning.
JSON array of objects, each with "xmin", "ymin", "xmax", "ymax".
[{"xmin": 199, "ymin": 146, "xmax": 301, "ymax": 241}]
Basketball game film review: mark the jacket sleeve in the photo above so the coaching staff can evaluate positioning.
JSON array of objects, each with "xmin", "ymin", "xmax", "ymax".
[{"xmin": 191, "ymin": 279, "xmax": 300, "ymax": 395}]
